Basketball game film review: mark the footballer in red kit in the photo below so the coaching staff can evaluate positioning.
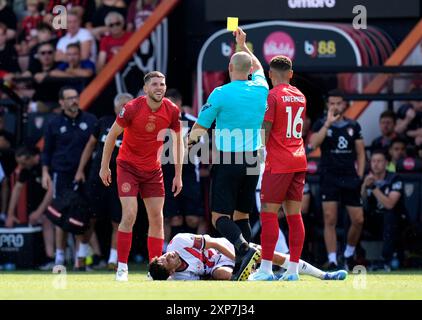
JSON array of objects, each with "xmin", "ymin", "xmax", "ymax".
[
  {"xmin": 100, "ymin": 71, "xmax": 184, "ymax": 282},
  {"xmin": 250, "ymin": 55, "xmax": 307, "ymax": 282}
]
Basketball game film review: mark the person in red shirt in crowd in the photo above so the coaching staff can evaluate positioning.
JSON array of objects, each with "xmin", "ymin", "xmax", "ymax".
[
  {"xmin": 96, "ymin": 11, "xmax": 132, "ymax": 72},
  {"xmin": 250, "ymin": 55, "xmax": 307, "ymax": 281},
  {"xmin": 100, "ymin": 71, "xmax": 184, "ymax": 282}
]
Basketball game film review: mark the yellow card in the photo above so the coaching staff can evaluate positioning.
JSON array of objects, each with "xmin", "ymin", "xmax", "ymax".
[{"xmin": 227, "ymin": 17, "xmax": 239, "ymax": 31}]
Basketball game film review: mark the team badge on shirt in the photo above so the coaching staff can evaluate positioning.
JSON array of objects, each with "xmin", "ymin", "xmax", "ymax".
[
  {"xmin": 119, "ymin": 107, "xmax": 126, "ymax": 118},
  {"xmin": 79, "ymin": 122, "xmax": 88, "ymax": 130},
  {"xmin": 145, "ymin": 122, "xmax": 156, "ymax": 132},
  {"xmin": 347, "ymin": 128, "xmax": 354, "ymax": 137}
]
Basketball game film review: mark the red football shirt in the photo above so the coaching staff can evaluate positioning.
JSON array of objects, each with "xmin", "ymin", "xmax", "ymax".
[
  {"xmin": 99, "ymin": 32, "xmax": 132, "ymax": 62},
  {"xmin": 264, "ymin": 84, "xmax": 307, "ymax": 173},
  {"xmin": 116, "ymin": 96, "xmax": 181, "ymax": 172}
]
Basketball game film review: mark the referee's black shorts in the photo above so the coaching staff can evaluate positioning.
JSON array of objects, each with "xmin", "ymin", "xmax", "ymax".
[{"xmin": 210, "ymin": 151, "xmax": 260, "ymax": 215}]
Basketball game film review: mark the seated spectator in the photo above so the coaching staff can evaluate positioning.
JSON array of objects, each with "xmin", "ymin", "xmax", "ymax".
[
  {"xmin": 15, "ymin": 0, "xmax": 44, "ymax": 57},
  {"xmin": 361, "ymin": 150, "xmax": 406, "ymax": 270},
  {"xmin": 0, "ymin": 0, "xmax": 17, "ymax": 40},
  {"xmin": 0, "ymin": 22, "xmax": 20, "ymax": 79},
  {"xmin": 27, "ymin": 23, "xmax": 57, "ymax": 73},
  {"xmin": 395, "ymin": 88, "xmax": 422, "ymax": 146},
  {"xmin": 55, "ymin": 9, "xmax": 97, "ymax": 63},
  {"xmin": 387, "ymin": 138, "xmax": 407, "ymax": 172},
  {"xmin": 91, "ymin": 0, "xmax": 127, "ymax": 40},
  {"xmin": 127, "ymin": 0, "xmax": 160, "ymax": 31},
  {"xmin": 371, "ymin": 110, "xmax": 398, "ymax": 153},
  {"xmin": 96, "ymin": 12, "xmax": 132, "ymax": 71},
  {"xmin": 23, "ymin": 42, "xmax": 58, "ymax": 83},
  {"xmin": 50, "ymin": 42, "xmax": 95, "ymax": 79}
]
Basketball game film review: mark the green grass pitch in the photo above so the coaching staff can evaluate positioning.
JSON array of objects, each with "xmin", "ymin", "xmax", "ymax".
[{"xmin": 1, "ymin": 268, "xmax": 421, "ymax": 300}]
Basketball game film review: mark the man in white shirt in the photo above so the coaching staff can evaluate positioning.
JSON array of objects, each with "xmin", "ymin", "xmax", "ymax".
[{"xmin": 56, "ymin": 9, "xmax": 97, "ymax": 63}]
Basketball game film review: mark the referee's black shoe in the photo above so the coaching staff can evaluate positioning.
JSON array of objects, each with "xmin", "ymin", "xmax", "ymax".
[{"xmin": 231, "ymin": 245, "xmax": 261, "ymax": 281}]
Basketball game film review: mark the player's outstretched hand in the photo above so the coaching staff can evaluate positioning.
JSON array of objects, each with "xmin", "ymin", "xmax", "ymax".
[
  {"xmin": 99, "ymin": 167, "xmax": 112, "ymax": 187},
  {"xmin": 172, "ymin": 175, "xmax": 183, "ymax": 197},
  {"xmin": 233, "ymin": 27, "xmax": 246, "ymax": 46}
]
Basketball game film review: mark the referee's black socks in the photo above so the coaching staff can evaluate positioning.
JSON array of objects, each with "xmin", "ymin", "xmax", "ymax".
[
  {"xmin": 234, "ymin": 219, "xmax": 252, "ymax": 243},
  {"xmin": 215, "ymin": 216, "xmax": 249, "ymax": 257}
]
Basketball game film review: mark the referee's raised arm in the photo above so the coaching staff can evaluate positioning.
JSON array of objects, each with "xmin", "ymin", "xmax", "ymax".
[{"xmin": 233, "ymin": 27, "xmax": 263, "ymax": 73}]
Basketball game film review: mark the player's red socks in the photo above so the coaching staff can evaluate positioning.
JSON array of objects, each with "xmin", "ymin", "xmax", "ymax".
[
  {"xmin": 286, "ymin": 213, "xmax": 305, "ymax": 263},
  {"xmin": 148, "ymin": 236, "xmax": 164, "ymax": 262},
  {"xmin": 260, "ymin": 212, "xmax": 279, "ymax": 261},
  {"xmin": 117, "ymin": 230, "xmax": 132, "ymax": 264}
]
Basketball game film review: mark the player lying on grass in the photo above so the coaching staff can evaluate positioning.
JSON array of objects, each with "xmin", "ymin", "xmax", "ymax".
[{"xmin": 148, "ymin": 233, "xmax": 347, "ymax": 281}]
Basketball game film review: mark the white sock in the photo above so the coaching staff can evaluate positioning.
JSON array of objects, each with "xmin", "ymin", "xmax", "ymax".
[
  {"xmin": 287, "ymin": 261, "xmax": 299, "ymax": 274},
  {"xmin": 55, "ymin": 249, "xmax": 65, "ymax": 265},
  {"xmin": 275, "ymin": 229, "xmax": 289, "ymax": 254},
  {"xmin": 328, "ymin": 252, "xmax": 337, "ymax": 265},
  {"xmin": 344, "ymin": 245, "xmax": 356, "ymax": 258},
  {"xmin": 77, "ymin": 242, "xmax": 89, "ymax": 258},
  {"xmin": 298, "ymin": 259, "xmax": 325, "ymax": 279},
  {"xmin": 118, "ymin": 262, "xmax": 128, "ymax": 271},
  {"xmin": 108, "ymin": 248, "xmax": 118, "ymax": 264},
  {"xmin": 259, "ymin": 259, "xmax": 273, "ymax": 273}
]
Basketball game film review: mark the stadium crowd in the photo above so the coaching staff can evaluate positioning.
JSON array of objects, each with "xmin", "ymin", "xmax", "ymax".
[{"xmin": 0, "ymin": 0, "xmax": 422, "ymax": 273}]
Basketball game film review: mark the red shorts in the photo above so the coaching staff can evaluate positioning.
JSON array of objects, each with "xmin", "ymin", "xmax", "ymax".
[
  {"xmin": 117, "ymin": 160, "xmax": 165, "ymax": 198},
  {"xmin": 260, "ymin": 171, "xmax": 306, "ymax": 203}
]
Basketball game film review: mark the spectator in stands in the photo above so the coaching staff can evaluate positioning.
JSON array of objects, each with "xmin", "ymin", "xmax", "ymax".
[
  {"xmin": 44, "ymin": 0, "xmax": 96, "ymax": 28},
  {"xmin": 0, "ymin": 22, "xmax": 20, "ymax": 80},
  {"xmin": 91, "ymin": 0, "xmax": 127, "ymax": 40},
  {"xmin": 41, "ymin": 85, "xmax": 97, "ymax": 270},
  {"xmin": 127, "ymin": 0, "xmax": 160, "ymax": 31},
  {"xmin": 387, "ymin": 138, "xmax": 407, "ymax": 172},
  {"xmin": 50, "ymin": 42, "xmax": 95, "ymax": 86},
  {"xmin": 361, "ymin": 150, "xmax": 406, "ymax": 270},
  {"xmin": 16, "ymin": 0, "xmax": 44, "ymax": 53},
  {"xmin": 371, "ymin": 110, "xmax": 398, "ymax": 153},
  {"xmin": 4, "ymin": 146, "xmax": 55, "ymax": 269},
  {"xmin": 22, "ymin": 42, "xmax": 58, "ymax": 82},
  {"xmin": 0, "ymin": 0, "xmax": 17, "ymax": 40},
  {"xmin": 55, "ymin": 9, "xmax": 97, "ymax": 63},
  {"xmin": 27, "ymin": 23, "xmax": 57, "ymax": 73},
  {"xmin": 395, "ymin": 88, "xmax": 422, "ymax": 147},
  {"xmin": 96, "ymin": 12, "xmax": 132, "ymax": 72}
]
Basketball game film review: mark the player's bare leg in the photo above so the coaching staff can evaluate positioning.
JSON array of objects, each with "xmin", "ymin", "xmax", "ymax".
[
  {"xmin": 344, "ymin": 206, "xmax": 364, "ymax": 270},
  {"xmin": 249, "ymin": 202, "xmax": 280, "ymax": 281},
  {"xmin": 55, "ymin": 226, "xmax": 67, "ymax": 266},
  {"xmin": 116, "ymin": 196, "xmax": 138, "ymax": 281},
  {"xmin": 323, "ymin": 201, "xmax": 339, "ymax": 268},
  {"xmin": 144, "ymin": 197, "xmax": 165, "ymax": 262},
  {"xmin": 212, "ymin": 266, "xmax": 233, "ymax": 280}
]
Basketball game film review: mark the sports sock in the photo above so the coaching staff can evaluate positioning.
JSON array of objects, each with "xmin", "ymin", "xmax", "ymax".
[
  {"xmin": 344, "ymin": 245, "xmax": 356, "ymax": 258},
  {"xmin": 117, "ymin": 231, "xmax": 132, "ymax": 264},
  {"xmin": 77, "ymin": 242, "xmax": 89, "ymax": 258},
  {"xmin": 215, "ymin": 216, "xmax": 249, "ymax": 256},
  {"xmin": 328, "ymin": 252, "xmax": 337, "ymax": 265},
  {"xmin": 260, "ymin": 212, "xmax": 279, "ymax": 262},
  {"xmin": 117, "ymin": 262, "xmax": 128, "ymax": 271},
  {"xmin": 235, "ymin": 219, "xmax": 252, "ymax": 242},
  {"xmin": 286, "ymin": 213, "xmax": 305, "ymax": 263},
  {"xmin": 147, "ymin": 236, "xmax": 164, "ymax": 262},
  {"xmin": 55, "ymin": 249, "xmax": 65, "ymax": 265},
  {"xmin": 108, "ymin": 248, "xmax": 118, "ymax": 264},
  {"xmin": 259, "ymin": 259, "xmax": 273, "ymax": 274},
  {"xmin": 280, "ymin": 255, "xmax": 325, "ymax": 279}
]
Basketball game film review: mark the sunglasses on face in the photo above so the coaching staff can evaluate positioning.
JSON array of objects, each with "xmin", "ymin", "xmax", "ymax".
[
  {"xmin": 39, "ymin": 50, "xmax": 54, "ymax": 55},
  {"xmin": 108, "ymin": 21, "xmax": 122, "ymax": 28}
]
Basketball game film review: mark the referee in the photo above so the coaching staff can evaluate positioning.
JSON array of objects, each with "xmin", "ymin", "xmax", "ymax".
[{"xmin": 188, "ymin": 27, "xmax": 268, "ymax": 280}]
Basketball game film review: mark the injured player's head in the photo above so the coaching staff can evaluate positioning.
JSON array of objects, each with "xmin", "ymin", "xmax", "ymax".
[{"xmin": 149, "ymin": 251, "xmax": 185, "ymax": 280}]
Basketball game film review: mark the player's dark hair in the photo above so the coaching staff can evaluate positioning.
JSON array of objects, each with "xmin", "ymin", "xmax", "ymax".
[
  {"xmin": 379, "ymin": 110, "xmax": 396, "ymax": 123},
  {"xmin": 371, "ymin": 149, "xmax": 388, "ymax": 160},
  {"xmin": 144, "ymin": 71, "xmax": 165, "ymax": 84},
  {"xmin": 148, "ymin": 257, "xmax": 171, "ymax": 280},
  {"xmin": 165, "ymin": 88, "xmax": 182, "ymax": 102},
  {"xmin": 390, "ymin": 137, "xmax": 407, "ymax": 148},
  {"xmin": 269, "ymin": 55, "xmax": 292, "ymax": 72},
  {"xmin": 15, "ymin": 145, "xmax": 40, "ymax": 158},
  {"xmin": 58, "ymin": 86, "xmax": 79, "ymax": 100}
]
